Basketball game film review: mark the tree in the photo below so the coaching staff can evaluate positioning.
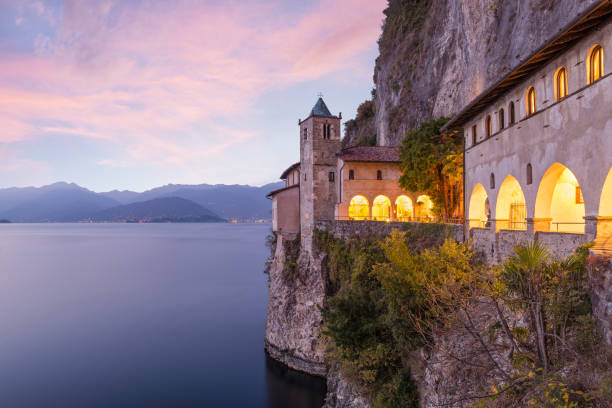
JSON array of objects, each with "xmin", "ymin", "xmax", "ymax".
[{"xmin": 399, "ymin": 117, "xmax": 463, "ymax": 218}]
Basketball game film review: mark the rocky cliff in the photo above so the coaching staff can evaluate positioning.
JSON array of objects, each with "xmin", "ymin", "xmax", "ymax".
[{"xmin": 344, "ymin": 0, "xmax": 600, "ymax": 147}]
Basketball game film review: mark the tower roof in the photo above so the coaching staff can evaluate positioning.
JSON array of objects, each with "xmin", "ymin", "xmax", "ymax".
[{"xmin": 310, "ymin": 97, "xmax": 334, "ymax": 118}]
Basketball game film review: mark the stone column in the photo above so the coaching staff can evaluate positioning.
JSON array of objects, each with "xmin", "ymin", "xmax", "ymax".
[{"xmin": 527, "ymin": 217, "xmax": 552, "ymax": 234}]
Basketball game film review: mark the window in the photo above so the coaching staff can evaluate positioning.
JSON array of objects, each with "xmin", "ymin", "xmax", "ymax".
[
  {"xmin": 490, "ymin": 173, "xmax": 495, "ymax": 189},
  {"xmin": 526, "ymin": 86, "xmax": 536, "ymax": 116},
  {"xmin": 348, "ymin": 169, "xmax": 354, "ymax": 180},
  {"xmin": 485, "ymin": 115, "xmax": 492, "ymax": 138},
  {"xmin": 588, "ymin": 45, "xmax": 604, "ymax": 84},
  {"xmin": 328, "ymin": 172, "xmax": 335, "ymax": 182},
  {"xmin": 303, "ymin": 128, "xmax": 308, "ymax": 140},
  {"xmin": 509, "ymin": 101, "xmax": 515, "ymax": 124},
  {"xmin": 576, "ymin": 186, "xmax": 584, "ymax": 204},
  {"xmin": 472, "ymin": 125, "xmax": 477, "ymax": 145},
  {"xmin": 526, "ymin": 163, "xmax": 533, "ymax": 185},
  {"xmin": 323, "ymin": 124, "xmax": 327, "ymax": 139},
  {"xmin": 499, "ymin": 108, "xmax": 505, "ymax": 130},
  {"xmin": 555, "ymin": 67, "xmax": 568, "ymax": 101},
  {"xmin": 327, "ymin": 124, "xmax": 332, "ymax": 139},
  {"xmin": 377, "ymin": 170, "xmax": 382, "ymax": 180}
]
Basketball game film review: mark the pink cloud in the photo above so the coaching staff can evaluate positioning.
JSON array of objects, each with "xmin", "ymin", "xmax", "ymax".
[{"xmin": 0, "ymin": 0, "xmax": 385, "ymax": 172}]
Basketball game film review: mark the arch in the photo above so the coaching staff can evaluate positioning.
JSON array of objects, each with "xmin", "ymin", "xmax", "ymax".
[
  {"xmin": 534, "ymin": 163, "xmax": 585, "ymax": 233},
  {"xmin": 499, "ymin": 108, "xmax": 505, "ymax": 130},
  {"xmin": 348, "ymin": 195, "xmax": 369, "ymax": 220},
  {"xmin": 526, "ymin": 86, "xmax": 536, "ymax": 116},
  {"xmin": 554, "ymin": 66, "xmax": 568, "ymax": 101},
  {"xmin": 395, "ymin": 195, "xmax": 414, "ymax": 221},
  {"xmin": 587, "ymin": 44, "xmax": 604, "ymax": 84},
  {"xmin": 598, "ymin": 167, "xmax": 612, "ymax": 246},
  {"xmin": 485, "ymin": 115, "xmax": 492, "ymax": 137},
  {"xmin": 372, "ymin": 195, "xmax": 391, "ymax": 221},
  {"xmin": 468, "ymin": 183, "xmax": 489, "ymax": 228},
  {"xmin": 348, "ymin": 169, "xmax": 355, "ymax": 180},
  {"xmin": 415, "ymin": 195, "xmax": 434, "ymax": 221},
  {"xmin": 509, "ymin": 101, "xmax": 516, "ymax": 125},
  {"xmin": 495, "ymin": 175, "xmax": 527, "ymax": 231},
  {"xmin": 377, "ymin": 170, "xmax": 382, "ymax": 180}
]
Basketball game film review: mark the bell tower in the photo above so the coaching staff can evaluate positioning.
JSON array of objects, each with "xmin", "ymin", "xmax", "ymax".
[{"xmin": 298, "ymin": 96, "xmax": 342, "ymax": 250}]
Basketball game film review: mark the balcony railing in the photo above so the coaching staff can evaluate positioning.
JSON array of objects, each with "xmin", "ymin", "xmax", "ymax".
[{"xmin": 335, "ymin": 216, "xmax": 464, "ymax": 225}]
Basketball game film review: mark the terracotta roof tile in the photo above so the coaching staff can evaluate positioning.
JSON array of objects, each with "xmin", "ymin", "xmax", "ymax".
[{"xmin": 337, "ymin": 146, "xmax": 401, "ymax": 163}]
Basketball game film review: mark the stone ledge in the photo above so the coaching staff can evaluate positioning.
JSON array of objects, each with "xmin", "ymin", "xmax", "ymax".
[{"xmin": 264, "ymin": 340, "xmax": 328, "ymax": 377}]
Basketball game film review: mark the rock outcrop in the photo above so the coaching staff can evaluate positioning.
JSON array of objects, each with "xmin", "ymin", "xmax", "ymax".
[
  {"xmin": 323, "ymin": 364, "xmax": 372, "ymax": 408},
  {"xmin": 367, "ymin": 0, "xmax": 599, "ymax": 146},
  {"xmin": 265, "ymin": 233, "xmax": 328, "ymax": 377}
]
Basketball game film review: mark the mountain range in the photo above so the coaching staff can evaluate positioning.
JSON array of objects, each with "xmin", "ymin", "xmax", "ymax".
[{"xmin": 0, "ymin": 181, "xmax": 283, "ymax": 223}]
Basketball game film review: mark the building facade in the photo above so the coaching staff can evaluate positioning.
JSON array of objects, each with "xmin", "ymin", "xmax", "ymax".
[{"xmin": 444, "ymin": 1, "xmax": 612, "ymax": 257}]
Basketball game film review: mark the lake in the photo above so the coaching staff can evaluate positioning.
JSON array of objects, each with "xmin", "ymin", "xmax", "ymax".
[{"xmin": 0, "ymin": 223, "xmax": 326, "ymax": 407}]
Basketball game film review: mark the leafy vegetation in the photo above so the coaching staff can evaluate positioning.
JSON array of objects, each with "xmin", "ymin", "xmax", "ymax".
[
  {"xmin": 319, "ymin": 227, "xmax": 610, "ymax": 407},
  {"xmin": 399, "ymin": 117, "xmax": 463, "ymax": 218}
]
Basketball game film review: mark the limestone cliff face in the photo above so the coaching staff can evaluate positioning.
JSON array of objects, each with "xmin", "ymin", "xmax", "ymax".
[
  {"xmin": 370, "ymin": 0, "xmax": 598, "ymax": 146},
  {"xmin": 264, "ymin": 234, "xmax": 328, "ymax": 377}
]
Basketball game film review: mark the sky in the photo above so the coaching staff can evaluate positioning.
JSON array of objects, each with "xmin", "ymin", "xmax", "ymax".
[{"xmin": 0, "ymin": 0, "xmax": 386, "ymax": 192}]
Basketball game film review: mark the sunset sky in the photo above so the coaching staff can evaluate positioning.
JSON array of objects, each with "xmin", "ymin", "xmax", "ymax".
[{"xmin": 0, "ymin": 0, "xmax": 386, "ymax": 192}]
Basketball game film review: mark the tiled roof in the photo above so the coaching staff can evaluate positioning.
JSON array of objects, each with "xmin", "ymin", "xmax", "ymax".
[
  {"xmin": 280, "ymin": 162, "xmax": 300, "ymax": 180},
  {"xmin": 337, "ymin": 146, "xmax": 401, "ymax": 163},
  {"xmin": 266, "ymin": 183, "xmax": 299, "ymax": 198},
  {"xmin": 310, "ymin": 97, "xmax": 334, "ymax": 118}
]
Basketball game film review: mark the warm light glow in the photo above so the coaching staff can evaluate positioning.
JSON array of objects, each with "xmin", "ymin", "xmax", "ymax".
[
  {"xmin": 468, "ymin": 183, "xmax": 489, "ymax": 228},
  {"xmin": 588, "ymin": 45, "xmax": 604, "ymax": 84},
  {"xmin": 372, "ymin": 195, "xmax": 391, "ymax": 221},
  {"xmin": 534, "ymin": 163, "xmax": 585, "ymax": 233},
  {"xmin": 485, "ymin": 115, "xmax": 492, "ymax": 137},
  {"xmin": 395, "ymin": 195, "xmax": 413, "ymax": 221},
  {"xmin": 526, "ymin": 86, "xmax": 536, "ymax": 116},
  {"xmin": 348, "ymin": 195, "xmax": 369, "ymax": 220},
  {"xmin": 495, "ymin": 175, "xmax": 526, "ymax": 231},
  {"xmin": 555, "ymin": 67, "xmax": 568, "ymax": 101},
  {"xmin": 415, "ymin": 195, "xmax": 434, "ymax": 220}
]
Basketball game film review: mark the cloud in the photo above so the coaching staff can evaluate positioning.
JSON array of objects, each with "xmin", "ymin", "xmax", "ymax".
[{"xmin": 0, "ymin": 0, "xmax": 385, "ymax": 178}]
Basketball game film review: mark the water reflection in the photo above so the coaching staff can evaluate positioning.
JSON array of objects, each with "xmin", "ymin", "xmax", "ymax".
[{"xmin": 265, "ymin": 354, "xmax": 327, "ymax": 408}]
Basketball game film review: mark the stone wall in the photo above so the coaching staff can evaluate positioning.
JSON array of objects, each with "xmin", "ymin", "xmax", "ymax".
[
  {"xmin": 535, "ymin": 231, "xmax": 589, "ymax": 260},
  {"xmin": 496, "ymin": 230, "xmax": 531, "ymax": 263},
  {"xmin": 589, "ymin": 256, "xmax": 612, "ymax": 347},
  {"xmin": 316, "ymin": 219, "xmax": 464, "ymax": 242}
]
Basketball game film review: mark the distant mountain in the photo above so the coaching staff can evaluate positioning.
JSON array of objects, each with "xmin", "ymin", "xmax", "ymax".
[
  {"xmin": 0, "ymin": 184, "xmax": 119, "ymax": 222},
  {"xmin": 0, "ymin": 181, "xmax": 284, "ymax": 222},
  {"xmin": 91, "ymin": 197, "xmax": 225, "ymax": 223}
]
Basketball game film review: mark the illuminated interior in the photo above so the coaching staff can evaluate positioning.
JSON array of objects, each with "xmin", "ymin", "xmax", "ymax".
[
  {"xmin": 415, "ymin": 195, "xmax": 434, "ymax": 220},
  {"xmin": 597, "ymin": 167, "xmax": 612, "ymax": 246},
  {"xmin": 372, "ymin": 195, "xmax": 391, "ymax": 221},
  {"xmin": 526, "ymin": 86, "xmax": 536, "ymax": 116},
  {"xmin": 495, "ymin": 175, "xmax": 527, "ymax": 231},
  {"xmin": 348, "ymin": 195, "xmax": 369, "ymax": 220},
  {"xmin": 588, "ymin": 44, "xmax": 604, "ymax": 84},
  {"xmin": 555, "ymin": 67, "xmax": 568, "ymax": 101},
  {"xmin": 468, "ymin": 183, "xmax": 489, "ymax": 228},
  {"xmin": 535, "ymin": 163, "xmax": 585, "ymax": 233},
  {"xmin": 395, "ymin": 195, "xmax": 413, "ymax": 221}
]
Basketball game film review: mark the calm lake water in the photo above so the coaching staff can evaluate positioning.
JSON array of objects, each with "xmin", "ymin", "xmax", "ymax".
[{"xmin": 0, "ymin": 223, "xmax": 326, "ymax": 407}]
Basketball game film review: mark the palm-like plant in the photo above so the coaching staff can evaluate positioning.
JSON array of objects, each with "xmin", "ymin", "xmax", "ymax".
[{"xmin": 502, "ymin": 241, "xmax": 551, "ymax": 373}]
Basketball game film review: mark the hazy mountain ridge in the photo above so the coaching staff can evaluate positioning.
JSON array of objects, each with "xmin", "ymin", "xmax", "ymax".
[
  {"xmin": 91, "ymin": 197, "xmax": 225, "ymax": 223},
  {"xmin": 0, "ymin": 181, "xmax": 284, "ymax": 222}
]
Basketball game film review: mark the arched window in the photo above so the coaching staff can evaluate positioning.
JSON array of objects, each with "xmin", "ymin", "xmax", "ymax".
[
  {"xmin": 303, "ymin": 128, "xmax": 308, "ymax": 140},
  {"xmin": 348, "ymin": 195, "xmax": 369, "ymax": 220},
  {"xmin": 490, "ymin": 173, "xmax": 495, "ymax": 189},
  {"xmin": 499, "ymin": 108, "xmax": 505, "ymax": 130},
  {"xmin": 485, "ymin": 115, "xmax": 492, "ymax": 137},
  {"xmin": 348, "ymin": 169, "xmax": 354, "ymax": 180},
  {"xmin": 526, "ymin": 87, "xmax": 536, "ymax": 116},
  {"xmin": 555, "ymin": 67, "xmax": 568, "ymax": 101},
  {"xmin": 377, "ymin": 170, "xmax": 382, "ymax": 180},
  {"xmin": 327, "ymin": 124, "xmax": 332, "ymax": 139},
  {"xmin": 509, "ymin": 101, "xmax": 516, "ymax": 124},
  {"xmin": 472, "ymin": 125, "xmax": 477, "ymax": 145},
  {"xmin": 526, "ymin": 163, "xmax": 533, "ymax": 185},
  {"xmin": 588, "ymin": 45, "xmax": 604, "ymax": 84}
]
